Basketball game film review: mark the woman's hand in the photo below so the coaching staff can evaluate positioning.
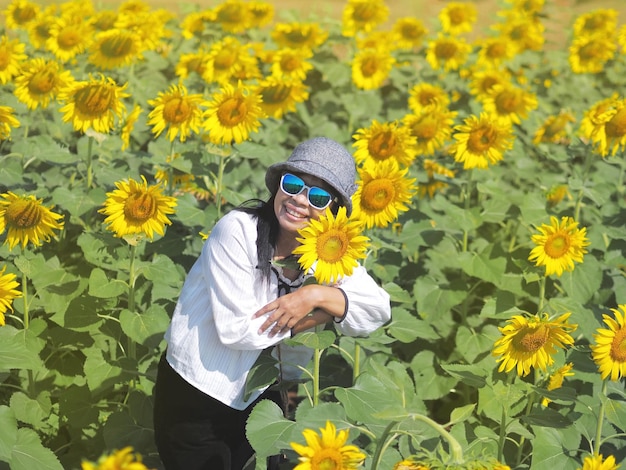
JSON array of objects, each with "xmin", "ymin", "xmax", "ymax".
[{"xmin": 253, "ymin": 288, "xmax": 315, "ymax": 337}]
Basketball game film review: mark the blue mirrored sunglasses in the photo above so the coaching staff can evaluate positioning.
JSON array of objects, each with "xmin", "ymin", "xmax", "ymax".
[{"xmin": 279, "ymin": 173, "xmax": 335, "ymax": 210}]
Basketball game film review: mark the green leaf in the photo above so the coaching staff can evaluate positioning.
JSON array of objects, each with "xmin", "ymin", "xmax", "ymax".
[
  {"xmin": 559, "ymin": 255, "xmax": 602, "ymax": 305},
  {"xmin": 9, "ymin": 428, "xmax": 63, "ymax": 470},
  {"xmin": 455, "ymin": 325, "xmax": 499, "ymax": 363},
  {"xmin": 409, "ymin": 350, "xmax": 459, "ymax": 401},
  {"xmin": 285, "ymin": 330, "xmax": 336, "ymax": 349},
  {"xmin": 529, "ymin": 426, "xmax": 580, "ymax": 470},
  {"xmin": 83, "ymin": 349, "xmax": 125, "ymax": 393},
  {"xmin": 441, "ymin": 364, "xmax": 487, "ymax": 388},
  {"xmin": 521, "ymin": 406, "xmax": 572, "ymax": 428},
  {"xmin": 458, "ymin": 247, "xmax": 507, "ymax": 286},
  {"xmin": 246, "ymin": 399, "xmax": 295, "ymax": 464},
  {"xmin": 58, "ymin": 385, "xmax": 99, "ymax": 430},
  {"xmin": 243, "ymin": 350, "xmax": 279, "ymax": 402},
  {"xmin": 0, "ymin": 326, "xmax": 45, "ymax": 371},
  {"xmin": 88, "ymin": 267, "xmax": 127, "ymax": 298},
  {"xmin": 119, "ymin": 305, "xmax": 170, "ymax": 347},
  {"xmin": 448, "ymin": 404, "xmax": 476, "ymax": 426},
  {"xmin": 0, "ymin": 406, "xmax": 18, "ymax": 462},
  {"xmin": 51, "ymin": 186, "xmax": 105, "ymax": 217},
  {"xmin": 381, "ymin": 282, "xmax": 414, "ymax": 305},
  {"xmin": 387, "ymin": 308, "xmax": 440, "ymax": 343},
  {"xmin": 9, "ymin": 392, "xmax": 51, "ymax": 428},
  {"xmin": 103, "ymin": 411, "xmax": 154, "ymax": 453}
]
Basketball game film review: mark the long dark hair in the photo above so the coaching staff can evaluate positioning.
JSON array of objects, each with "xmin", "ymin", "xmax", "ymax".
[{"xmin": 234, "ymin": 196, "xmax": 279, "ymax": 283}]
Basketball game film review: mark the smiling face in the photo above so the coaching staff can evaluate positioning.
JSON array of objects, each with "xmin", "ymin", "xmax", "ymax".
[{"xmin": 273, "ymin": 172, "xmax": 336, "ymax": 251}]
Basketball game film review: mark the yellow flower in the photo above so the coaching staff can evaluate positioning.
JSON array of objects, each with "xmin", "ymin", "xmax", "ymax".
[
  {"xmin": 203, "ymin": 81, "xmax": 264, "ymax": 145},
  {"xmin": 99, "ymin": 176, "xmax": 177, "ymax": 241},
  {"xmin": 391, "ymin": 17, "xmax": 428, "ymax": 50},
  {"xmin": 58, "ymin": 74, "xmax": 129, "ymax": 134},
  {"xmin": 528, "ymin": 216, "xmax": 590, "ymax": 277},
  {"xmin": 493, "ymin": 15, "xmax": 544, "ymax": 53},
  {"xmin": 449, "ymin": 113, "xmax": 515, "ymax": 170},
  {"xmin": 147, "ymin": 83, "xmax": 207, "ymax": 143},
  {"xmin": 270, "ymin": 47, "xmax": 313, "ymax": 82},
  {"xmin": 352, "ymin": 159, "xmax": 417, "ymax": 229},
  {"xmin": 619, "ymin": 24, "xmax": 626, "ymax": 54},
  {"xmin": 120, "ymin": 104, "xmax": 142, "ymax": 151},
  {"xmin": 579, "ymin": 453, "xmax": 620, "ymax": 470},
  {"xmin": 468, "ymin": 68, "xmax": 512, "ymax": 101},
  {"xmin": 257, "ymin": 76, "xmax": 309, "ymax": 120},
  {"xmin": 180, "ymin": 10, "xmax": 215, "ymax": 40},
  {"xmin": 175, "ymin": 49, "xmax": 210, "ymax": 80},
  {"xmin": 290, "ymin": 421, "xmax": 366, "ymax": 470},
  {"xmin": 13, "ymin": 58, "xmax": 75, "ymax": 110},
  {"xmin": 393, "ymin": 459, "xmax": 430, "ymax": 470},
  {"xmin": 114, "ymin": 9, "xmax": 171, "ymax": 53},
  {"xmin": 248, "ymin": 1, "xmax": 274, "ymax": 28},
  {"xmin": 26, "ymin": 7, "xmax": 57, "ymax": 49},
  {"xmin": 408, "ymin": 83, "xmax": 450, "ymax": 113},
  {"xmin": 341, "ymin": 0, "xmax": 389, "ymax": 38},
  {"xmin": 202, "ymin": 36, "xmax": 258, "ymax": 86},
  {"xmin": 579, "ymin": 94, "xmax": 617, "ymax": 143},
  {"xmin": 271, "ymin": 22, "xmax": 328, "ymax": 50},
  {"xmin": 474, "ymin": 36, "xmax": 516, "ymax": 68},
  {"xmin": 81, "ymin": 446, "xmax": 151, "ymax": 470},
  {"xmin": 351, "ymin": 47, "xmax": 396, "ymax": 90},
  {"xmin": 481, "ymin": 82, "xmax": 538, "ymax": 126},
  {"xmin": 0, "ymin": 106, "xmax": 21, "ymax": 141},
  {"xmin": 439, "ymin": 2, "xmax": 477, "ymax": 36},
  {"xmin": 492, "ymin": 312, "xmax": 577, "ymax": 377},
  {"xmin": 541, "ymin": 362, "xmax": 575, "ymax": 406},
  {"xmin": 403, "ymin": 106, "xmax": 458, "ymax": 157},
  {"xmin": 545, "ymin": 185, "xmax": 571, "ymax": 207},
  {"xmin": 533, "ymin": 111, "xmax": 576, "ymax": 145},
  {"xmin": 0, "ymin": 35, "xmax": 27, "ymax": 84},
  {"xmin": 585, "ymin": 96, "xmax": 626, "ymax": 157},
  {"xmin": 591, "ymin": 305, "xmax": 626, "ymax": 382},
  {"xmin": 45, "ymin": 15, "xmax": 93, "ymax": 63},
  {"xmin": 0, "ymin": 192, "xmax": 65, "ymax": 250},
  {"xmin": 0, "ymin": 266, "xmax": 22, "ymax": 326},
  {"xmin": 572, "ymin": 9, "xmax": 619, "ymax": 39},
  {"xmin": 88, "ymin": 28, "xmax": 143, "ymax": 70},
  {"xmin": 3, "ymin": 0, "xmax": 40, "ymax": 30},
  {"xmin": 425, "ymin": 34, "xmax": 471, "ymax": 71},
  {"xmin": 89, "ymin": 9, "xmax": 119, "ymax": 32},
  {"xmin": 569, "ymin": 34, "xmax": 616, "ymax": 74},
  {"xmin": 214, "ymin": 0, "xmax": 253, "ymax": 34},
  {"xmin": 418, "ymin": 159, "xmax": 455, "ymax": 199},
  {"xmin": 293, "ymin": 207, "xmax": 369, "ymax": 285},
  {"xmin": 352, "ymin": 120, "xmax": 417, "ymax": 167}
]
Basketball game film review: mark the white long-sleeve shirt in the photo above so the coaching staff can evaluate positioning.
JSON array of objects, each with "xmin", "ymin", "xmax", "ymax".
[{"xmin": 164, "ymin": 209, "xmax": 391, "ymax": 410}]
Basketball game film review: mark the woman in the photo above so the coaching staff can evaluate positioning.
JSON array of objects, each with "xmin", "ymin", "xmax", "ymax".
[{"xmin": 153, "ymin": 137, "xmax": 391, "ymax": 470}]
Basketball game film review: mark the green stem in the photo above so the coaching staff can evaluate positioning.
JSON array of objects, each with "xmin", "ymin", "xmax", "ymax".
[
  {"xmin": 593, "ymin": 380, "xmax": 608, "ymax": 455},
  {"xmin": 86, "ymin": 136, "xmax": 94, "ymax": 189},
  {"xmin": 537, "ymin": 275, "xmax": 546, "ymax": 313},
  {"xmin": 352, "ymin": 343, "xmax": 360, "ymax": 384},
  {"xmin": 497, "ymin": 404, "xmax": 507, "ymax": 462},
  {"xmin": 215, "ymin": 151, "xmax": 228, "ymax": 219},
  {"xmin": 22, "ymin": 272, "xmax": 29, "ymax": 330},
  {"xmin": 462, "ymin": 170, "xmax": 473, "ymax": 252},
  {"xmin": 312, "ymin": 348, "xmax": 321, "ymax": 406},
  {"xmin": 370, "ymin": 421, "xmax": 398, "ymax": 470},
  {"xmin": 127, "ymin": 244, "xmax": 137, "ymax": 361},
  {"xmin": 167, "ymin": 141, "xmax": 176, "ymax": 196}
]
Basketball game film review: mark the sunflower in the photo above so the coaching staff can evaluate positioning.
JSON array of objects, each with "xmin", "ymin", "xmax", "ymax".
[
  {"xmin": 81, "ymin": 446, "xmax": 150, "ymax": 470},
  {"xmin": 391, "ymin": 17, "xmax": 428, "ymax": 50},
  {"xmin": 293, "ymin": 207, "xmax": 369, "ymax": 285},
  {"xmin": 569, "ymin": 34, "xmax": 616, "ymax": 74},
  {"xmin": 352, "ymin": 160, "xmax": 416, "ymax": 229},
  {"xmin": 393, "ymin": 460, "xmax": 430, "ymax": 470},
  {"xmin": 202, "ymin": 36, "xmax": 258, "ymax": 86},
  {"xmin": 180, "ymin": 10, "xmax": 216, "ymax": 39},
  {"xmin": 352, "ymin": 120, "xmax": 417, "ymax": 167},
  {"xmin": 290, "ymin": 421, "xmax": 366, "ymax": 470},
  {"xmin": 481, "ymin": 82, "xmax": 538, "ymax": 126},
  {"xmin": 418, "ymin": 159, "xmax": 456, "ymax": 199},
  {"xmin": 0, "ymin": 106, "xmax": 21, "ymax": 141},
  {"xmin": 113, "ymin": 9, "xmax": 170, "ymax": 54},
  {"xmin": 147, "ymin": 83, "xmax": 208, "ymax": 143},
  {"xmin": 99, "ymin": 176, "xmax": 177, "ymax": 241},
  {"xmin": 408, "ymin": 83, "xmax": 450, "ymax": 113},
  {"xmin": 0, "ymin": 266, "xmax": 22, "ymax": 326},
  {"xmin": 45, "ymin": 15, "xmax": 93, "ymax": 63},
  {"xmin": 271, "ymin": 22, "xmax": 328, "ymax": 50},
  {"xmin": 203, "ymin": 81, "xmax": 264, "ymax": 145},
  {"xmin": 0, "ymin": 35, "xmax": 27, "ymax": 85},
  {"xmin": 572, "ymin": 9, "xmax": 619, "ymax": 39},
  {"xmin": 248, "ymin": 1, "xmax": 274, "ymax": 28},
  {"xmin": 425, "ymin": 34, "xmax": 471, "ymax": 72},
  {"xmin": 0, "ymin": 191, "xmax": 65, "ymax": 250},
  {"xmin": 175, "ymin": 48, "xmax": 212, "ymax": 80},
  {"xmin": 579, "ymin": 94, "xmax": 617, "ymax": 143},
  {"xmin": 356, "ymin": 31, "xmax": 396, "ymax": 52},
  {"xmin": 540, "ymin": 362, "xmax": 574, "ymax": 406},
  {"xmin": 26, "ymin": 7, "xmax": 57, "ymax": 50},
  {"xmin": 3, "ymin": 0, "xmax": 40, "ymax": 30},
  {"xmin": 88, "ymin": 28, "xmax": 142, "ymax": 70},
  {"xmin": 449, "ymin": 113, "xmax": 515, "ymax": 170},
  {"xmin": 590, "ymin": 305, "xmax": 626, "ymax": 382},
  {"xmin": 533, "ymin": 111, "xmax": 576, "ymax": 145},
  {"xmin": 213, "ymin": 0, "xmax": 252, "ymax": 33},
  {"xmin": 89, "ymin": 9, "xmax": 119, "ymax": 32},
  {"xmin": 619, "ymin": 25, "xmax": 626, "ymax": 54},
  {"xmin": 493, "ymin": 16, "xmax": 544, "ymax": 53},
  {"xmin": 351, "ymin": 47, "xmax": 396, "ymax": 90},
  {"xmin": 546, "ymin": 185, "xmax": 571, "ymax": 207},
  {"xmin": 270, "ymin": 47, "xmax": 313, "ymax": 81},
  {"xmin": 154, "ymin": 152, "xmax": 197, "ymax": 195},
  {"xmin": 341, "ymin": 0, "xmax": 389, "ymax": 38},
  {"xmin": 475, "ymin": 36, "xmax": 516, "ymax": 69},
  {"xmin": 438, "ymin": 2, "xmax": 477, "ymax": 36},
  {"xmin": 13, "ymin": 58, "xmax": 75, "ymax": 110},
  {"xmin": 257, "ymin": 76, "xmax": 309, "ymax": 120},
  {"xmin": 579, "ymin": 453, "xmax": 620, "ymax": 470},
  {"xmin": 403, "ymin": 106, "xmax": 458, "ymax": 157},
  {"xmin": 492, "ymin": 312, "xmax": 577, "ymax": 377},
  {"xmin": 58, "ymin": 74, "xmax": 129, "ymax": 134},
  {"xmin": 528, "ymin": 216, "xmax": 590, "ymax": 277},
  {"xmin": 120, "ymin": 104, "xmax": 142, "ymax": 151},
  {"xmin": 584, "ymin": 96, "xmax": 626, "ymax": 157}
]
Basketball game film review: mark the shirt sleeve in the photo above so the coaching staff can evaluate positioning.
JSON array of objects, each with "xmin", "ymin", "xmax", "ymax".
[
  {"xmin": 201, "ymin": 212, "xmax": 290, "ymax": 350},
  {"xmin": 332, "ymin": 265, "xmax": 391, "ymax": 337}
]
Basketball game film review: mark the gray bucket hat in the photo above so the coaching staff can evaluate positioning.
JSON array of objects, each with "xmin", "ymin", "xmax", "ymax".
[{"xmin": 265, "ymin": 137, "xmax": 358, "ymax": 216}]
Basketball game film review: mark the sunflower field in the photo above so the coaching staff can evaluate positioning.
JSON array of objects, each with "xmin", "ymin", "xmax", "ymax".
[{"xmin": 1, "ymin": 0, "xmax": 626, "ymax": 468}]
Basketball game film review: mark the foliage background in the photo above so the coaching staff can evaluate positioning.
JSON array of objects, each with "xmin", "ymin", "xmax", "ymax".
[{"xmin": 1, "ymin": 0, "xmax": 626, "ymax": 469}]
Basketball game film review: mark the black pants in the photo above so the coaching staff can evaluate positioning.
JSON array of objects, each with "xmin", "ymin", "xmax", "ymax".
[{"xmin": 153, "ymin": 354, "xmax": 282, "ymax": 470}]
